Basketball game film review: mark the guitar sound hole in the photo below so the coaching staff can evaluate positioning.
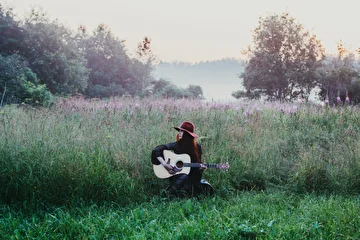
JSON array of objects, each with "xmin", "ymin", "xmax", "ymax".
[{"xmin": 176, "ymin": 161, "xmax": 183, "ymax": 168}]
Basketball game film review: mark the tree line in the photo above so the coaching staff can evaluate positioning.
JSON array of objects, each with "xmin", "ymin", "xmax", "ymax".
[
  {"xmin": 0, "ymin": 5, "xmax": 204, "ymax": 107},
  {"xmin": 233, "ymin": 13, "xmax": 360, "ymax": 105},
  {"xmin": 2, "ymin": 5, "xmax": 359, "ymax": 106}
]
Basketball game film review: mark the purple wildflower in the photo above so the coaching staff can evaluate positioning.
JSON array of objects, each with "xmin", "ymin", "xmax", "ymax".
[{"xmin": 244, "ymin": 110, "xmax": 251, "ymax": 116}]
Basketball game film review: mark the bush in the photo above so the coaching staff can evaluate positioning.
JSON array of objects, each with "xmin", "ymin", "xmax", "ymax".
[
  {"xmin": 0, "ymin": 54, "xmax": 54, "ymax": 107},
  {"xmin": 86, "ymin": 84, "xmax": 125, "ymax": 98}
]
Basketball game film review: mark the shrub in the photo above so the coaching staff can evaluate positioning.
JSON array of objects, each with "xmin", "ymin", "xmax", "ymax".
[{"xmin": 0, "ymin": 54, "xmax": 54, "ymax": 107}]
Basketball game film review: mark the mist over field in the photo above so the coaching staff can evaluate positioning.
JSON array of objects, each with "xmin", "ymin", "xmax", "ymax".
[
  {"xmin": 153, "ymin": 58, "xmax": 245, "ymax": 101},
  {"xmin": 153, "ymin": 58, "xmax": 325, "ymax": 103}
]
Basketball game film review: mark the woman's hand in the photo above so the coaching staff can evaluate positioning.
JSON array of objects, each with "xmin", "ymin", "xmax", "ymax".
[
  {"xmin": 164, "ymin": 163, "xmax": 175, "ymax": 174},
  {"xmin": 157, "ymin": 156, "xmax": 175, "ymax": 175},
  {"xmin": 199, "ymin": 164, "xmax": 207, "ymax": 170}
]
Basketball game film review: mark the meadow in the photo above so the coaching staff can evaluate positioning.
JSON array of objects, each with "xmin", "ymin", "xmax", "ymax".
[{"xmin": 1, "ymin": 97, "xmax": 360, "ymax": 239}]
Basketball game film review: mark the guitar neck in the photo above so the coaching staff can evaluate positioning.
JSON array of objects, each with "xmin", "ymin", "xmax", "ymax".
[{"xmin": 183, "ymin": 163, "xmax": 221, "ymax": 169}]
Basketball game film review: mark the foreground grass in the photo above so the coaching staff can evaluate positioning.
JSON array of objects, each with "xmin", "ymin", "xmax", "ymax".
[{"xmin": 1, "ymin": 192, "xmax": 359, "ymax": 239}]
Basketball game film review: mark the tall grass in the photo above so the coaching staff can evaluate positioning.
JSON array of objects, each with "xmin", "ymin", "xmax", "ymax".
[{"xmin": 1, "ymin": 97, "xmax": 360, "ymax": 206}]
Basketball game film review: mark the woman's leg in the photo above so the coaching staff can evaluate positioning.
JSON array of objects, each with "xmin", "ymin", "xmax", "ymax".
[{"xmin": 168, "ymin": 174, "xmax": 190, "ymax": 197}]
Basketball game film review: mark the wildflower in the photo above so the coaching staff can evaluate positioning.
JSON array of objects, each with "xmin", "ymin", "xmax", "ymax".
[
  {"xmin": 345, "ymin": 97, "xmax": 350, "ymax": 103},
  {"xmin": 290, "ymin": 106, "xmax": 298, "ymax": 114},
  {"xmin": 336, "ymin": 96, "xmax": 341, "ymax": 103},
  {"xmin": 243, "ymin": 109, "xmax": 251, "ymax": 116}
]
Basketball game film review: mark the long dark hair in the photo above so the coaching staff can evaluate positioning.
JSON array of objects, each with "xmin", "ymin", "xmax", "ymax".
[{"xmin": 177, "ymin": 132, "xmax": 200, "ymax": 163}]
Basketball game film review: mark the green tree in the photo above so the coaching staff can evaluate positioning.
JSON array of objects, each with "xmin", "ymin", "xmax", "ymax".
[
  {"xmin": 21, "ymin": 8, "xmax": 89, "ymax": 95},
  {"xmin": 186, "ymin": 85, "xmax": 204, "ymax": 99},
  {"xmin": 150, "ymin": 78, "xmax": 203, "ymax": 99},
  {"xmin": 238, "ymin": 13, "xmax": 325, "ymax": 102},
  {"xmin": 149, "ymin": 79, "xmax": 182, "ymax": 98},
  {"xmin": 150, "ymin": 78, "xmax": 172, "ymax": 94},
  {"xmin": 317, "ymin": 42, "xmax": 360, "ymax": 104},
  {"xmin": 128, "ymin": 58, "xmax": 154, "ymax": 97},
  {"xmin": 130, "ymin": 37, "xmax": 157, "ymax": 97},
  {"xmin": 77, "ymin": 24, "xmax": 133, "ymax": 98},
  {"xmin": 0, "ymin": 54, "xmax": 53, "ymax": 106},
  {"xmin": 0, "ymin": 4, "xmax": 26, "ymax": 55}
]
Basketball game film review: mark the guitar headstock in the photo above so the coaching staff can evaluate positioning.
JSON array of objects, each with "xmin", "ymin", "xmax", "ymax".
[{"xmin": 218, "ymin": 162, "xmax": 230, "ymax": 170}]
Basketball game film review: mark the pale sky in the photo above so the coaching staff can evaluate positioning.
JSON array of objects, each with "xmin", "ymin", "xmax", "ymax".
[{"xmin": 6, "ymin": 0, "xmax": 360, "ymax": 63}]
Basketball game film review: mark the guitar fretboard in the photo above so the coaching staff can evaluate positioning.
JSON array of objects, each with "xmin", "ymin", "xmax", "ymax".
[{"xmin": 183, "ymin": 163, "xmax": 221, "ymax": 169}]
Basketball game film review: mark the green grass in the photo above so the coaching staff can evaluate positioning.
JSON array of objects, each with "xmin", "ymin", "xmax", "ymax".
[
  {"xmin": 1, "ymin": 97, "xmax": 360, "ymax": 238},
  {"xmin": 1, "ymin": 192, "xmax": 360, "ymax": 239}
]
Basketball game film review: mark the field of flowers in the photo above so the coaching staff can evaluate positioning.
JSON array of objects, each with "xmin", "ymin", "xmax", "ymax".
[
  {"xmin": 1, "ymin": 97, "xmax": 360, "ymax": 238},
  {"xmin": 1, "ymin": 97, "xmax": 360, "ymax": 205}
]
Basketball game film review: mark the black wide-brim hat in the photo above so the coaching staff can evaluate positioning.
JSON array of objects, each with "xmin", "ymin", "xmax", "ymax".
[{"xmin": 174, "ymin": 121, "xmax": 198, "ymax": 138}]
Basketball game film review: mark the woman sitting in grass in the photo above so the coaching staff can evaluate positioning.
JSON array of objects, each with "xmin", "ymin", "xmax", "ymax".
[{"xmin": 151, "ymin": 121, "xmax": 208, "ymax": 197}]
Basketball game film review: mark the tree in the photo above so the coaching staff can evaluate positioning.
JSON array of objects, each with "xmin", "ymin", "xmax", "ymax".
[
  {"xmin": 21, "ymin": 8, "xmax": 89, "ymax": 95},
  {"xmin": 232, "ymin": 89, "xmax": 261, "ymax": 100},
  {"xmin": 128, "ymin": 57, "xmax": 154, "ymax": 97},
  {"xmin": 77, "ymin": 24, "xmax": 134, "ymax": 98},
  {"xmin": 186, "ymin": 85, "xmax": 204, "ymax": 99},
  {"xmin": 149, "ymin": 78, "xmax": 182, "ymax": 98},
  {"xmin": 151, "ymin": 78, "xmax": 171, "ymax": 93},
  {"xmin": 238, "ymin": 13, "xmax": 325, "ymax": 102},
  {"xmin": 129, "ymin": 36, "xmax": 157, "ymax": 97},
  {"xmin": 317, "ymin": 42, "xmax": 360, "ymax": 104},
  {"xmin": 150, "ymin": 78, "xmax": 203, "ymax": 99},
  {"xmin": 0, "ymin": 54, "xmax": 53, "ymax": 106},
  {"xmin": 0, "ymin": 4, "xmax": 26, "ymax": 55}
]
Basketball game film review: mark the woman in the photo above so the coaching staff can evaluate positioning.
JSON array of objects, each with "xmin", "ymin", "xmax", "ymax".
[{"xmin": 151, "ymin": 121, "xmax": 207, "ymax": 197}]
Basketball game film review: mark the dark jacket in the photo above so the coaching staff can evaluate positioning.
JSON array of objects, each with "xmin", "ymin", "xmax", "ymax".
[{"xmin": 151, "ymin": 141, "xmax": 203, "ymax": 183}]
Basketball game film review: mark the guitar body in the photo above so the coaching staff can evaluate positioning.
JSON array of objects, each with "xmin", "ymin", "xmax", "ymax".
[
  {"xmin": 153, "ymin": 150, "xmax": 191, "ymax": 179},
  {"xmin": 153, "ymin": 150, "xmax": 230, "ymax": 179}
]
